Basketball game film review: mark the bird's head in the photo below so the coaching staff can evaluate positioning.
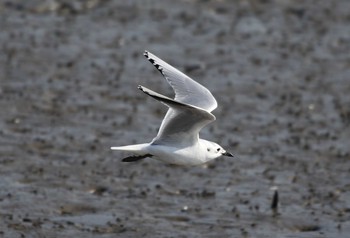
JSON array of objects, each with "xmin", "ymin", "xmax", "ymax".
[{"xmin": 204, "ymin": 141, "xmax": 234, "ymax": 160}]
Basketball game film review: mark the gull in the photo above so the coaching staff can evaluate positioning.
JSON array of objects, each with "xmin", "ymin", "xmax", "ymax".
[{"xmin": 111, "ymin": 51, "xmax": 233, "ymax": 166}]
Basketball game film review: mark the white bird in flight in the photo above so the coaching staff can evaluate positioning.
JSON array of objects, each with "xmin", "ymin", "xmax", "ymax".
[{"xmin": 111, "ymin": 51, "xmax": 233, "ymax": 166}]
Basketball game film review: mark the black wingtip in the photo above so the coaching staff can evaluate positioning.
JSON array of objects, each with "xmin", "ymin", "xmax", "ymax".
[
  {"xmin": 138, "ymin": 85, "xmax": 144, "ymax": 91},
  {"xmin": 143, "ymin": 50, "xmax": 165, "ymax": 76},
  {"xmin": 138, "ymin": 85, "xmax": 151, "ymax": 96},
  {"xmin": 138, "ymin": 85, "xmax": 151, "ymax": 97}
]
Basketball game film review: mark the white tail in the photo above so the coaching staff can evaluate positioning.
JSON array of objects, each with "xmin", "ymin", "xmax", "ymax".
[{"xmin": 110, "ymin": 143, "xmax": 149, "ymax": 154}]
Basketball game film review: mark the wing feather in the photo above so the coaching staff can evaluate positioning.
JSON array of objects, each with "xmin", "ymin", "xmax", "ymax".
[
  {"xmin": 138, "ymin": 86, "xmax": 215, "ymax": 146},
  {"xmin": 144, "ymin": 51, "xmax": 217, "ymax": 112}
]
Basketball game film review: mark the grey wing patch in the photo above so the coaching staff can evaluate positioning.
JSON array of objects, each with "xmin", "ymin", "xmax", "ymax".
[
  {"xmin": 138, "ymin": 85, "xmax": 216, "ymax": 145},
  {"xmin": 138, "ymin": 85, "xmax": 215, "ymax": 122},
  {"xmin": 143, "ymin": 50, "xmax": 218, "ymax": 112},
  {"xmin": 122, "ymin": 154, "xmax": 153, "ymax": 162}
]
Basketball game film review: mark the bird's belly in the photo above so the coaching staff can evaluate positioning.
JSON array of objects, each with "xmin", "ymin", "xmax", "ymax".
[{"xmin": 149, "ymin": 145, "xmax": 205, "ymax": 166}]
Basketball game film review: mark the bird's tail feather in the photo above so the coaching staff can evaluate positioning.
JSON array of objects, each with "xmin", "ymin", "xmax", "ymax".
[
  {"xmin": 111, "ymin": 143, "xmax": 152, "ymax": 162},
  {"xmin": 110, "ymin": 143, "xmax": 149, "ymax": 153}
]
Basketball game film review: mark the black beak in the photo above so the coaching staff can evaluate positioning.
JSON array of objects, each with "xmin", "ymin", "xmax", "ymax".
[{"xmin": 222, "ymin": 151, "xmax": 234, "ymax": 157}]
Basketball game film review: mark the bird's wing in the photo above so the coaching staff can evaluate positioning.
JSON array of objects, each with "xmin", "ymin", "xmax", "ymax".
[
  {"xmin": 144, "ymin": 51, "xmax": 217, "ymax": 112},
  {"xmin": 138, "ymin": 86, "xmax": 215, "ymax": 146}
]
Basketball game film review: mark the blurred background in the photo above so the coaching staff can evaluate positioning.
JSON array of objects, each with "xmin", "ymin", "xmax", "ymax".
[{"xmin": 0, "ymin": 0, "xmax": 349, "ymax": 237}]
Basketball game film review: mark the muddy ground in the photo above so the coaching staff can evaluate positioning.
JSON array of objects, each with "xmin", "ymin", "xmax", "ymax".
[{"xmin": 0, "ymin": 0, "xmax": 350, "ymax": 237}]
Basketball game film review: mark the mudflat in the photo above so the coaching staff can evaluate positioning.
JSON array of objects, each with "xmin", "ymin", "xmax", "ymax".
[{"xmin": 0, "ymin": 0, "xmax": 349, "ymax": 237}]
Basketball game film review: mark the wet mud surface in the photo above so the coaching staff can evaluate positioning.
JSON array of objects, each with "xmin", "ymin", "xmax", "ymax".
[{"xmin": 1, "ymin": 0, "xmax": 350, "ymax": 237}]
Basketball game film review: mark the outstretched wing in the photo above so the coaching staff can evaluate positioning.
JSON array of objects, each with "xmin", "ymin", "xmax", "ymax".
[
  {"xmin": 138, "ymin": 86, "xmax": 215, "ymax": 146},
  {"xmin": 144, "ymin": 51, "xmax": 217, "ymax": 112}
]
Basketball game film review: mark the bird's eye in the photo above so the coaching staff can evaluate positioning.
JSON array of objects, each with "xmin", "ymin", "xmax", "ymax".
[
  {"xmin": 207, "ymin": 148, "xmax": 210, "ymax": 152},
  {"xmin": 217, "ymin": 148, "xmax": 220, "ymax": 152}
]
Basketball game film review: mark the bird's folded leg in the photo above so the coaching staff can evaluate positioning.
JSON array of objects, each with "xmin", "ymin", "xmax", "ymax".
[{"xmin": 121, "ymin": 154, "xmax": 153, "ymax": 162}]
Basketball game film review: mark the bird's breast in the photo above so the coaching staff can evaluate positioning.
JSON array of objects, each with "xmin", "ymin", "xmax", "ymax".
[{"xmin": 148, "ymin": 144, "xmax": 206, "ymax": 166}]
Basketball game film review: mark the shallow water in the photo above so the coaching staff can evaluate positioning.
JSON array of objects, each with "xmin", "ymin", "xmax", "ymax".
[{"xmin": 0, "ymin": 0, "xmax": 350, "ymax": 237}]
